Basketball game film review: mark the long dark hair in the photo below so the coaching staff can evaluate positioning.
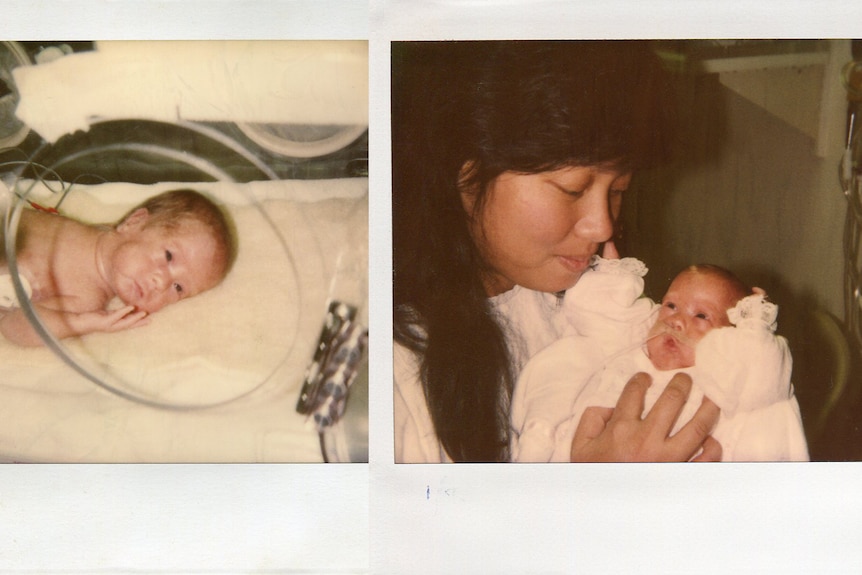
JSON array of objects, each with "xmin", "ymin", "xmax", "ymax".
[{"xmin": 392, "ymin": 41, "xmax": 675, "ymax": 462}]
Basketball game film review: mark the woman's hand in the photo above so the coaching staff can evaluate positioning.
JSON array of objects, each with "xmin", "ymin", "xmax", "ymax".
[{"xmin": 570, "ymin": 372, "xmax": 722, "ymax": 462}]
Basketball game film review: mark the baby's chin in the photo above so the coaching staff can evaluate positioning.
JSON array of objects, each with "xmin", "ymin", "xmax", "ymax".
[{"xmin": 651, "ymin": 356, "xmax": 694, "ymax": 371}]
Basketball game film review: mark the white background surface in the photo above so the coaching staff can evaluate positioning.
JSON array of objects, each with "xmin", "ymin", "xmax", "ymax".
[{"xmin": 6, "ymin": 1, "xmax": 862, "ymax": 573}]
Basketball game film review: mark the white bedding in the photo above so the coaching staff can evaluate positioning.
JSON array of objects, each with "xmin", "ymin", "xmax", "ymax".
[
  {"xmin": 0, "ymin": 177, "xmax": 368, "ymax": 462},
  {"xmin": 13, "ymin": 41, "xmax": 369, "ymax": 143}
]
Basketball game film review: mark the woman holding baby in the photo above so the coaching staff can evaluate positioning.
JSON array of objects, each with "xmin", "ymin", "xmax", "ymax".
[{"xmin": 392, "ymin": 40, "xmax": 723, "ymax": 463}]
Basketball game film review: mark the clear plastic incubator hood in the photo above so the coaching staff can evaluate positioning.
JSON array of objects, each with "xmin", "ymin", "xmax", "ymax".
[{"xmin": 0, "ymin": 41, "xmax": 368, "ymax": 463}]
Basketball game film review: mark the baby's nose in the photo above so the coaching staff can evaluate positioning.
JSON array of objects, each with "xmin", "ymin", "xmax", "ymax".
[
  {"xmin": 667, "ymin": 313, "xmax": 685, "ymax": 330},
  {"xmin": 151, "ymin": 267, "xmax": 171, "ymax": 291}
]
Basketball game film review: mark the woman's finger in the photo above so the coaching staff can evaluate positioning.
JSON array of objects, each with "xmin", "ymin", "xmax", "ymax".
[
  {"xmin": 610, "ymin": 372, "xmax": 652, "ymax": 422},
  {"xmin": 570, "ymin": 406, "xmax": 614, "ymax": 462},
  {"xmin": 691, "ymin": 435, "xmax": 722, "ymax": 462},
  {"xmin": 668, "ymin": 394, "xmax": 721, "ymax": 460},
  {"xmin": 641, "ymin": 372, "xmax": 693, "ymax": 440},
  {"xmin": 601, "ymin": 240, "xmax": 619, "ymax": 259}
]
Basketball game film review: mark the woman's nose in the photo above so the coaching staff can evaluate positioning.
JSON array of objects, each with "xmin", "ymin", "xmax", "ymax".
[{"xmin": 573, "ymin": 191, "xmax": 615, "ymax": 244}]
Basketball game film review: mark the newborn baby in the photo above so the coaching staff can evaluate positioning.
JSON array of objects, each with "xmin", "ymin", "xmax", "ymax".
[
  {"xmin": 0, "ymin": 189, "xmax": 235, "ymax": 347},
  {"xmin": 511, "ymin": 257, "xmax": 808, "ymax": 462}
]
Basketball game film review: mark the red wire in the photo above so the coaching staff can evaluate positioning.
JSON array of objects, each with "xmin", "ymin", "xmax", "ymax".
[{"xmin": 27, "ymin": 201, "xmax": 59, "ymax": 215}]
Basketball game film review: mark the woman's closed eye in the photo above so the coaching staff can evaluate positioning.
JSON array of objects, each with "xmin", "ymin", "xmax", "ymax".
[
  {"xmin": 549, "ymin": 177, "xmax": 588, "ymax": 198},
  {"xmin": 549, "ymin": 181, "xmax": 585, "ymax": 198}
]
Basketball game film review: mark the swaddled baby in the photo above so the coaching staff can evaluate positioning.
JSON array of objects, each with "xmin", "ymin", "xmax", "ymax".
[{"xmin": 511, "ymin": 257, "xmax": 809, "ymax": 462}]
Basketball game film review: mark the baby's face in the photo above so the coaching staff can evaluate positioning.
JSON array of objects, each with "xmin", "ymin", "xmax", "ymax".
[
  {"xmin": 106, "ymin": 218, "xmax": 224, "ymax": 313},
  {"xmin": 646, "ymin": 270, "xmax": 738, "ymax": 370}
]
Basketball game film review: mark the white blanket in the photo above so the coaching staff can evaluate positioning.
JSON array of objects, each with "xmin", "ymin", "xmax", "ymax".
[
  {"xmin": 0, "ymin": 178, "xmax": 367, "ymax": 462},
  {"xmin": 13, "ymin": 41, "xmax": 369, "ymax": 143}
]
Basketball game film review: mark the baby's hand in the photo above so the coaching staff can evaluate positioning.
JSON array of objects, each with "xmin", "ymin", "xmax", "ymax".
[
  {"xmin": 601, "ymin": 240, "xmax": 620, "ymax": 260},
  {"xmin": 76, "ymin": 306, "xmax": 150, "ymax": 334}
]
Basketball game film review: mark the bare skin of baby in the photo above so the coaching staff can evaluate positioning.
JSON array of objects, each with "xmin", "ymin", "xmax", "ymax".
[{"xmin": 0, "ymin": 207, "xmax": 224, "ymax": 347}]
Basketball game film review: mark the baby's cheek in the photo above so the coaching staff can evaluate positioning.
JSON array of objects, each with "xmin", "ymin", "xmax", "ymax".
[
  {"xmin": 645, "ymin": 336, "xmax": 660, "ymax": 358},
  {"xmin": 689, "ymin": 326, "xmax": 714, "ymax": 345},
  {"xmin": 143, "ymin": 297, "xmax": 171, "ymax": 314},
  {"xmin": 682, "ymin": 346, "xmax": 697, "ymax": 367},
  {"xmin": 646, "ymin": 321, "xmax": 665, "ymax": 340}
]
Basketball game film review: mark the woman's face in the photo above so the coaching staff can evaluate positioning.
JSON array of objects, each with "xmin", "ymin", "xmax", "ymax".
[{"xmin": 463, "ymin": 165, "xmax": 631, "ymax": 296}]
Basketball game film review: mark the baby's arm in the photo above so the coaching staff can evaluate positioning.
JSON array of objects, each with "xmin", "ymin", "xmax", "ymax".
[
  {"xmin": 0, "ymin": 299, "xmax": 149, "ymax": 347},
  {"xmin": 691, "ymin": 295, "xmax": 807, "ymax": 461},
  {"xmin": 511, "ymin": 336, "xmax": 604, "ymax": 462},
  {"xmin": 562, "ymin": 256, "xmax": 657, "ymax": 354},
  {"xmin": 724, "ymin": 397, "xmax": 809, "ymax": 461},
  {"xmin": 695, "ymin": 295, "xmax": 792, "ymax": 415}
]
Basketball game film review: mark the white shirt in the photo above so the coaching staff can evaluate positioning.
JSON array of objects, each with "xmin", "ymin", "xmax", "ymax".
[{"xmin": 393, "ymin": 286, "xmax": 565, "ymax": 463}]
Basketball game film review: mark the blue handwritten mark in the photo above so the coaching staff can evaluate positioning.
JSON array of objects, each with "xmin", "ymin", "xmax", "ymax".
[{"xmin": 426, "ymin": 481, "xmax": 459, "ymax": 501}]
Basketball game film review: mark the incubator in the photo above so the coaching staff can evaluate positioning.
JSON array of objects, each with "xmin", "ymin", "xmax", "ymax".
[{"xmin": 0, "ymin": 41, "xmax": 368, "ymax": 462}]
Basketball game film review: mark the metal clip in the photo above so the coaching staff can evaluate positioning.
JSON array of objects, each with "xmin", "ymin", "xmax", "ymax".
[{"xmin": 296, "ymin": 301, "xmax": 368, "ymax": 432}]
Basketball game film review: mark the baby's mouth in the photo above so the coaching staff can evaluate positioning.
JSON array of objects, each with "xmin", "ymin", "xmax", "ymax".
[
  {"xmin": 128, "ymin": 279, "xmax": 144, "ymax": 303},
  {"xmin": 647, "ymin": 325, "xmax": 696, "ymax": 348}
]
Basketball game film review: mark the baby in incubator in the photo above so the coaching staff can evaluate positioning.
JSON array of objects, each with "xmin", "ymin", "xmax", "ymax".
[
  {"xmin": 0, "ymin": 189, "xmax": 235, "ymax": 347},
  {"xmin": 511, "ymin": 257, "xmax": 809, "ymax": 462}
]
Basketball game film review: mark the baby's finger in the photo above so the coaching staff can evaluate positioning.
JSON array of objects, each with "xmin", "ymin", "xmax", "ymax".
[
  {"xmin": 668, "ymin": 395, "xmax": 720, "ymax": 461},
  {"xmin": 601, "ymin": 240, "xmax": 619, "ymax": 259},
  {"xmin": 110, "ymin": 305, "xmax": 137, "ymax": 319},
  {"xmin": 112, "ymin": 310, "xmax": 149, "ymax": 330},
  {"xmin": 128, "ymin": 315, "xmax": 151, "ymax": 329},
  {"xmin": 611, "ymin": 372, "xmax": 652, "ymax": 422},
  {"xmin": 641, "ymin": 372, "xmax": 692, "ymax": 440}
]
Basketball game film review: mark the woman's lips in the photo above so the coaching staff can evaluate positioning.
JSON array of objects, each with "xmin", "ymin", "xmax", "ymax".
[{"xmin": 556, "ymin": 255, "xmax": 591, "ymax": 274}]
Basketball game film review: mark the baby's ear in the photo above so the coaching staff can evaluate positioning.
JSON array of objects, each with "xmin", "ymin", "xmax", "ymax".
[{"xmin": 117, "ymin": 207, "xmax": 149, "ymax": 232}]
